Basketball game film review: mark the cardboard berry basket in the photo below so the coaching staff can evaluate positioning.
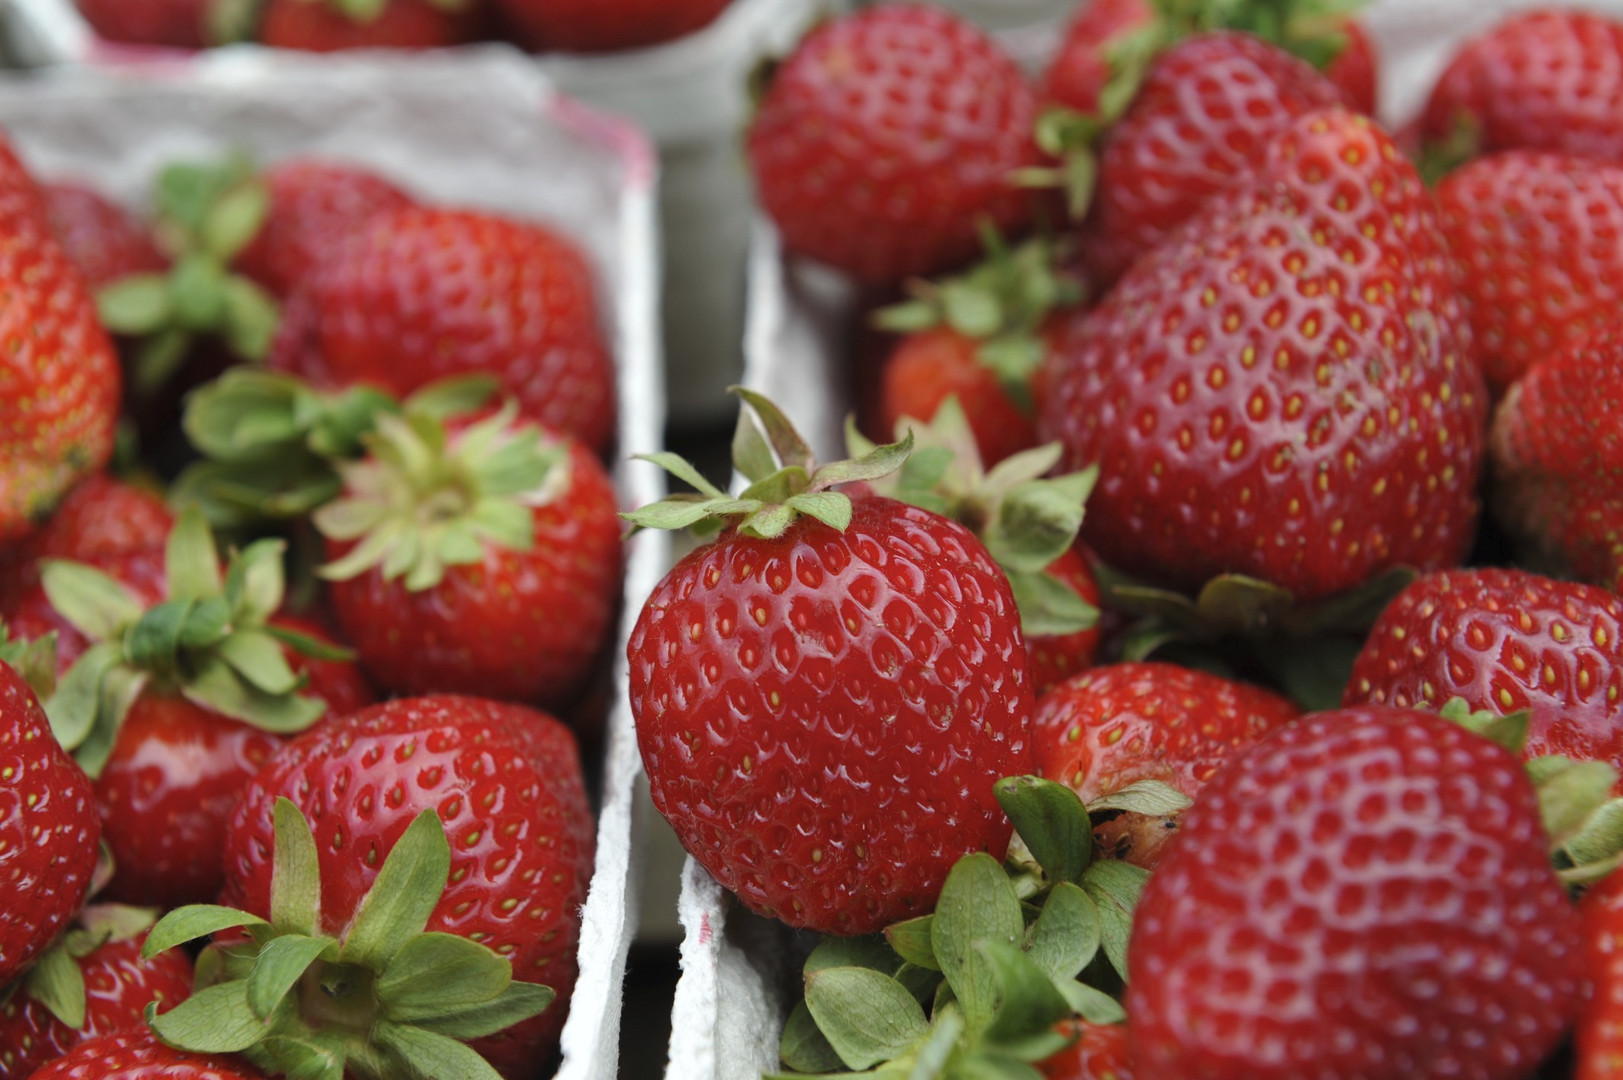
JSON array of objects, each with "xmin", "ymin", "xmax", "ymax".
[
  {"xmin": 0, "ymin": 47, "xmax": 667, "ymax": 1080},
  {"xmin": 0, "ymin": 0, "xmax": 839, "ymax": 428},
  {"xmin": 663, "ymin": 1, "xmax": 1623, "ymax": 1077}
]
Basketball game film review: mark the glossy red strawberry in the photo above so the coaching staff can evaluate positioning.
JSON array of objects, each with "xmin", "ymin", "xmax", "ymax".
[
  {"xmin": 42, "ymin": 184, "xmax": 166, "ymax": 292},
  {"xmin": 1421, "ymin": 9, "xmax": 1623, "ymax": 165},
  {"xmin": 1033, "ymin": 662, "xmax": 1299, "ymax": 866},
  {"xmin": 1040, "ymin": 109, "xmax": 1484, "ymax": 602},
  {"xmin": 0, "ymin": 925, "xmax": 192, "ymax": 1080},
  {"xmin": 746, "ymin": 4, "xmax": 1042, "ymax": 285},
  {"xmin": 1345, "ymin": 568, "xmax": 1623, "ymax": 788},
  {"xmin": 1039, "ymin": 1021, "xmax": 1134, "ymax": 1080},
  {"xmin": 1077, "ymin": 32, "xmax": 1347, "ymax": 288},
  {"xmin": 0, "ymin": 655, "xmax": 99, "ymax": 986},
  {"xmin": 879, "ymin": 328, "xmax": 1039, "ymax": 469},
  {"xmin": 627, "ymin": 394, "xmax": 1035, "ymax": 935},
  {"xmin": 316, "ymin": 409, "xmax": 621, "ymax": 707},
  {"xmin": 1436, "ymin": 152, "xmax": 1623, "ymax": 396},
  {"xmin": 231, "ymin": 159, "xmax": 412, "ymax": 298},
  {"xmin": 0, "ymin": 474, "xmax": 170, "ymax": 614},
  {"xmin": 71, "ymin": 0, "xmax": 212, "ymax": 47},
  {"xmin": 27, "ymin": 1030, "xmax": 263, "ymax": 1080},
  {"xmin": 0, "ymin": 144, "xmax": 120, "ymax": 544},
  {"xmin": 1490, "ymin": 323, "xmax": 1623, "ymax": 592},
  {"xmin": 1128, "ymin": 706, "xmax": 1585, "ymax": 1080},
  {"xmin": 1026, "ymin": 545, "xmax": 1103, "ymax": 694},
  {"xmin": 1578, "ymin": 867, "xmax": 1623, "ymax": 1080},
  {"xmin": 258, "ymin": 0, "xmax": 485, "ymax": 51},
  {"xmin": 496, "ymin": 0, "xmax": 731, "ymax": 51},
  {"xmin": 269, "ymin": 205, "xmax": 616, "ymax": 454},
  {"xmin": 215, "ymin": 695, "xmax": 594, "ymax": 1070}
]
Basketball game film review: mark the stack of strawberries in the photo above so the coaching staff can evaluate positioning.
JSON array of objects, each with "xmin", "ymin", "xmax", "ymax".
[
  {"xmin": 0, "ymin": 140, "xmax": 629, "ymax": 1078},
  {"xmin": 627, "ymin": 3, "xmax": 1623, "ymax": 1078}
]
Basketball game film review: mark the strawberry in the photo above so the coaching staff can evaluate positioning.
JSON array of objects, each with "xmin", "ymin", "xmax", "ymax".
[
  {"xmin": 745, "ymin": 4, "xmax": 1043, "ymax": 285},
  {"xmin": 1578, "ymin": 867, "xmax": 1623, "ymax": 1079},
  {"xmin": 0, "ymin": 910, "xmax": 192, "ymax": 1080},
  {"xmin": 70, "ymin": 0, "xmax": 212, "ymax": 47},
  {"xmin": 1436, "ymin": 151, "xmax": 1623, "ymax": 396},
  {"xmin": 0, "ymin": 474, "xmax": 171, "ymax": 614},
  {"xmin": 27, "ymin": 1029, "xmax": 263, "ymax": 1080},
  {"xmin": 1420, "ymin": 9, "xmax": 1623, "ymax": 166},
  {"xmin": 495, "ymin": 0, "xmax": 731, "ymax": 52},
  {"xmin": 267, "ymin": 205, "xmax": 616, "ymax": 454},
  {"xmin": 258, "ymin": 0, "xmax": 485, "ymax": 52},
  {"xmin": 42, "ymin": 184, "xmax": 166, "ymax": 292},
  {"xmin": 1323, "ymin": 20, "xmax": 1377, "ymax": 117},
  {"xmin": 879, "ymin": 329, "xmax": 1039, "ymax": 469},
  {"xmin": 1027, "ymin": 545, "xmax": 1104, "ymax": 693},
  {"xmin": 1076, "ymin": 32, "xmax": 1348, "ymax": 288},
  {"xmin": 312, "ymin": 403, "xmax": 621, "ymax": 707},
  {"xmin": 231, "ymin": 159, "xmax": 412, "ymax": 298},
  {"xmin": 1038, "ymin": 108, "xmax": 1484, "ymax": 603},
  {"xmin": 145, "ymin": 694, "xmax": 593, "ymax": 1075},
  {"xmin": 0, "ymin": 639, "xmax": 99, "ymax": 987},
  {"xmin": 1127, "ymin": 706, "xmax": 1586, "ymax": 1079},
  {"xmin": 1038, "ymin": 1021, "xmax": 1133, "ymax": 1080},
  {"xmin": 626, "ymin": 391, "xmax": 1035, "ymax": 935},
  {"xmin": 2, "ymin": 547, "xmax": 167, "ymax": 676},
  {"xmin": 1033, "ymin": 662, "xmax": 1299, "ymax": 867},
  {"xmin": 1038, "ymin": 0, "xmax": 1154, "ymax": 116},
  {"xmin": 0, "ymin": 145, "xmax": 120, "ymax": 544},
  {"xmin": 1345, "ymin": 567, "xmax": 1623, "ymax": 789},
  {"xmin": 1490, "ymin": 323, "xmax": 1623, "ymax": 592}
]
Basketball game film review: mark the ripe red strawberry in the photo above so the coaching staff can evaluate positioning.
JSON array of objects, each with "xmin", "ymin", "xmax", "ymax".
[
  {"xmin": 1490, "ymin": 324, "xmax": 1623, "ymax": 592},
  {"xmin": 0, "ymin": 649, "xmax": 100, "ymax": 987},
  {"xmin": 2, "ymin": 547, "xmax": 167, "ymax": 675},
  {"xmin": 627, "ymin": 392, "xmax": 1035, "ymax": 935},
  {"xmin": 1345, "ymin": 568, "xmax": 1623, "ymax": 789},
  {"xmin": 746, "ymin": 4, "xmax": 1043, "ymax": 285},
  {"xmin": 1077, "ymin": 32, "xmax": 1348, "ymax": 288},
  {"xmin": 1038, "ymin": 1021, "xmax": 1133, "ymax": 1080},
  {"xmin": 258, "ymin": 0, "xmax": 485, "ymax": 51},
  {"xmin": 1039, "ymin": 108, "xmax": 1484, "ymax": 603},
  {"xmin": 0, "ymin": 151, "xmax": 121, "ymax": 544},
  {"xmin": 1324, "ymin": 20, "xmax": 1377, "ymax": 117},
  {"xmin": 231, "ymin": 159, "xmax": 412, "ymax": 298},
  {"xmin": 1033, "ymin": 662, "xmax": 1299, "ymax": 867},
  {"xmin": 1436, "ymin": 152, "xmax": 1623, "ymax": 396},
  {"xmin": 1578, "ymin": 867, "xmax": 1623, "ymax": 1079},
  {"xmin": 42, "ymin": 184, "xmax": 166, "ymax": 292},
  {"xmin": 880, "ymin": 328, "xmax": 1039, "ymax": 468},
  {"xmin": 70, "ymin": 0, "xmax": 211, "ymax": 47},
  {"xmin": 200, "ymin": 695, "xmax": 593, "ymax": 1072},
  {"xmin": 0, "ymin": 474, "xmax": 170, "ymax": 614},
  {"xmin": 1128, "ymin": 706, "xmax": 1586, "ymax": 1080},
  {"xmin": 315, "ymin": 406, "xmax": 621, "ymax": 707},
  {"xmin": 1026, "ymin": 545, "xmax": 1103, "ymax": 693},
  {"xmin": 1039, "ymin": 0, "xmax": 1154, "ymax": 115},
  {"xmin": 1420, "ymin": 9, "xmax": 1623, "ymax": 165},
  {"xmin": 268, "ymin": 205, "xmax": 616, "ymax": 454},
  {"xmin": 496, "ymin": 0, "xmax": 731, "ymax": 51},
  {"xmin": 0, "ymin": 917, "xmax": 192, "ymax": 1080},
  {"xmin": 27, "ymin": 1030, "xmax": 263, "ymax": 1080}
]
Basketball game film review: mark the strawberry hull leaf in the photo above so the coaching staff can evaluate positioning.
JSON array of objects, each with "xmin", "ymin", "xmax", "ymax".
[
  {"xmin": 931, "ymin": 854, "xmax": 1025, "ymax": 1034},
  {"xmin": 1025, "ymin": 882, "xmax": 1101, "ymax": 985},
  {"xmin": 993, "ymin": 776, "xmax": 1094, "ymax": 886},
  {"xmin": 885, "ymin": 917, "xmax": 938, "ymax": 972},
  {"xmin": 803, "ymin": 967, "xmax": 929, "ymax": 1071}
]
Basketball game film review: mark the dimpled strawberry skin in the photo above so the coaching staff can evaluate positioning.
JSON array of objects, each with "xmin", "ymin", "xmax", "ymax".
[
  {"xmin": 746, "ymin": 3, "xmax": 1042, "ymax": 285},
  {"xmin": 28, "ymin": 1029, "xmax": 264, "ymax": 1080},
  {"xmin": 1040, "ymin": 109, "xmax": 1485, "ymax": 602},
  {"xmin": 629, "ymin": 494, "xmax": 1035, "ymax": 935},
  {"xmin": 1345, "ymin": 568, "xmax": 1623, "ymax": 786},
  {"xmin": 1128, "ymin": 706, "xmax": 1585, "ymax": 1080}
]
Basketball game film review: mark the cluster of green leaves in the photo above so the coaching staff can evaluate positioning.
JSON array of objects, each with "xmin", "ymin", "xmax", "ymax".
[
  {"xmin": 143, "ymin": 801, "xmax": 551, "ymax": 1080},
  {"xmin": 774, "ymin": 776, "xmax": 1187, "ymax": 1080}
]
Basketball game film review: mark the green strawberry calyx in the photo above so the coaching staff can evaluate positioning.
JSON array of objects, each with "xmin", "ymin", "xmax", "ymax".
[
  {"xmin": 624, "ymin": 387, "xmax": 913, "ymax": 541},
  {"xmin": 142, "ymin": 799, "xmax": 551, "ymax": 1080},
  {"xmin": 40, "ymin": 507, "xmax": 346, "ymax": 778},
  {"xmin": 174, "ymin": 368, "xmax": 497, "ymax": 530},
  {"xmin": 873, "ymin": 232, "xmax": 1082, "ymax": 412},
  {"xmin": 96, "ymin": 153, "xmax": 280, "ymax": 391},
  {"xmin": 774, "ymin": 775, "xmax": 1186, "ymax": 1079},
  {"xmin": 0, "ymin": 623, "xmax": 58, "ymax": 701},
  {"xmin": 848, "ymin": 398, "xmax": 1100, "ymax": 639},
  {"xmin": 4, "ymin": 904, "xmax": 161, "ymax": 1030},
  {"xmin": 312, "ymin": 396, "xmax": 565, "ymax": 592}
]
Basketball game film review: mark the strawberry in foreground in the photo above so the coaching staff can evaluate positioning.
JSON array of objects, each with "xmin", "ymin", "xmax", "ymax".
[
  {"xmin": 0, "ymin": 637, "xmax": 99, "ymax": 987},
  {"xmin": 146, "ymin": 694, "xmax": 593, "ymax": 1077},
  {"xmin": 0, "ymin": 907, "xmax": 192, "ymax": 1080},
  {"xmin": 1578, "ymin": 868, "xmax": 1623, "ymax": 1078},
  {"xmin": 1128, "ymin": 706, "xmax": 1594, "ymax": 1079},
  {"xmin": 1034, "ymin": 662, "xmax": 1299, "ymax": 868},
  {"xmin": 495, "ymin": 0, "xmax": 731, "ymax": 52},
  {"xmin": 1346, "ymin": 567, "xmax": 1623, "ymax": 789},
  {"xmin": 746, "ymin": 3, "xmax": 1043, "ymax": 285},
  {"xmin": 1490, "ymin": 323, "xmax": 1623, "ymax": 593},
  {"xmin": 1040, "ymin": 108, "xmax": 1484, "ymax": 604},
  {"xmin": 626, "ymin": 390, "xmax": 1035, "ymax": 935},
  {"xmin": 29, "ymin": 1029, "xmax": 263, "ymax": 1080}
]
